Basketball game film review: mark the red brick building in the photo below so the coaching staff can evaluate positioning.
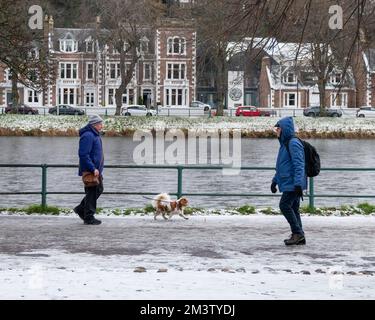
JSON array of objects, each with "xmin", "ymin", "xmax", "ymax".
[{"xmin": 0, "ymin": 16, "xmax": 196, "ymax": 109}]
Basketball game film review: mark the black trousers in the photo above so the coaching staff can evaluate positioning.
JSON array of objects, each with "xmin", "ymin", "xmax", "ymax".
[{"xmin": 75, "ymin": 177, "xmax": 103, "ymax": 221}]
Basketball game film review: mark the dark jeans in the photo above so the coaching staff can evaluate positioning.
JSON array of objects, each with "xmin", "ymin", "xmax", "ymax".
[
  {"xmin": 75, "ymin": 177, "xmax": 103, "ymax": 221},
  {"xmin": 279, "ymin": 191, "xmax": 304, "ymax": 235}
]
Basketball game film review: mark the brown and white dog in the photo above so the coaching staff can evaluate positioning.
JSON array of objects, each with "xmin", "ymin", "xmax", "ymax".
[{"xmin": 152, "ymin": 193, "xmax": 189, "ymax": 220}]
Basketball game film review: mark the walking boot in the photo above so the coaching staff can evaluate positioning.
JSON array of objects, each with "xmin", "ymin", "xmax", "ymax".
[
  {"xmin": 84, "ymin": 217, "xmax": 102, "ymax": 225},
  {"xmin": 73, "ymin": 207, "xmax": 84, "ymax": 220},
  {"xmin": 284, "ymin": 233, "xmax": 306, "ymax": 245}
]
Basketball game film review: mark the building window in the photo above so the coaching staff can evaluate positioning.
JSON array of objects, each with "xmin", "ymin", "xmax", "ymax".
[
  {"xmin": 60, "ymin": 63, "xmax": 78, "ymax": 79},
  {"xmin": 86, "ymin": 63, "xmax": 94, "ymax": 80},
  {"xmin": 144, "ymin": 63, "xmax": 151, "ymax": 81},
  {"xmin": 85, "ymin": 92, "xmax": 95, "ymax": 107},
  {"xmin": 108, "ymin": 88, "xmax": 115, "ymax": 105},
  {"xmin": 331, "ymin": 92, "xmax": 348, "ymax": 107},
  {"xmin": 140, "ymin": 37, "xmax": 149, "ymax": 53},
  {"xmin": 284, "ymin": 92, "xmax": 297, "ymax": 107},
  {"xmin": 330, "ymin": 73, "xmax": 342, "ymax": 84},
  {"xmin": 86, "ymin": 41, "xmax": 94, "ymax": 53},
  {"xmin": 166, "ymin": 88, "xmax": 185, "ymax": 106},
  {"xmin": 5, "ymin": 69, "xmax": 12, "ymax": 81},
  {"xmin": 167, "ymin": 37, "xmax": 186, "ymax": 55},
  {"xmin": 283, "ymin": 72, "xmax": 297, "ymax": 84},
  {"xmin": 27, "ymin": 90, "xmax": 39, "ymax": 103},
  {"xmin": 167, "ymin": 63, "xmax": 186, "ymax": 80},
  {"xmin": 59, "ymin": 34, "xmax": 78, "ymax": 53},
  {"xmin": 109, "ymin": 63, "xmax": 120, "ymax": 79},
  {"xmin": 58, "ymin": 88, "xmax": 77, "ymax": 105}
]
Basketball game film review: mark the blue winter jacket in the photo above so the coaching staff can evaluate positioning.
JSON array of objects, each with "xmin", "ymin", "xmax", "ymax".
[
  {"xmin": 272, "ymin": 117, "xmax": 307, "ymax": 192},
  {"xmin": 78, "ymin": 125, "xmax": 104, "ymax": 176}
]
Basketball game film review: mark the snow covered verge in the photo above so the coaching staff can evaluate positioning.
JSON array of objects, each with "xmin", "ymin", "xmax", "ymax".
[{"xmin": 1, "ymin": 115, "xmax": 375, "ymax": 138}]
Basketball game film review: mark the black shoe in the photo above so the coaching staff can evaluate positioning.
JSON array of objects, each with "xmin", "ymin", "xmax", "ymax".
[
  {"xmin": 284, "ymin": 234, "xmax": 306, "ymax": 246},
  {"xmin": 84, "ymin": 218, "xmax": 102, "ymax": 225},
  {"xmin": 73, "ymin": 207, "xmax": 85, "ymax": 220}
]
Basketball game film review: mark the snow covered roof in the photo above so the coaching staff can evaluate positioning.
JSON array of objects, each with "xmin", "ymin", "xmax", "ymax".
[{"xmin": 227, "ymin": 37, "xmax": 319, "ymax": 63}]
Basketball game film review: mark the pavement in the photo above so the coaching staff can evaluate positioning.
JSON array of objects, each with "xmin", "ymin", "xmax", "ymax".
[{"xmin": 0, "ymin": 214, "xmax": 375, "ymax": 299}]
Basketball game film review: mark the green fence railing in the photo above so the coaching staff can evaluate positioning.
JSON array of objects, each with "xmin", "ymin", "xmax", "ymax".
[{"xmin": 1, "ymin": 164, "xmax": 375, "ymax": 209}]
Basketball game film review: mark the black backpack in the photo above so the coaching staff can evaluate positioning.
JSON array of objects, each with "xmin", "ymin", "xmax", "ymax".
[{"xmin": 286, "ymin": 137, "xmax": 321, "ymax": 177}]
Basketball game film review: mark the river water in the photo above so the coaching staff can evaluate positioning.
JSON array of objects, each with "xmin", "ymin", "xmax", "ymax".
[{"xmin": 0, "ymin": 136, "xmax": 374, "ymax": 209}]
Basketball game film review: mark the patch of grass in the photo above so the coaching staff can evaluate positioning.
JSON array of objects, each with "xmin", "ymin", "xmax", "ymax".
[
  {"xmin": 112, "ymin": 208, "xmax": 122, "ymax": 216},
  {"xmin": 357, "ymin": 202, "xmax": 375, "ymax": 215},
  {"xmin": 0, "ymin": 207, "xmax": 21, "ymax": 213},
  {"xmin": 96, "ymin": 207, "xmax": 104, "ymax": 214},
  {"xmin": 24, "ymin": 205, "xmax": 60, "ymax": 215},
  {"xmin": 260, "ymin": 207, "xmax": 279, "ymax": 215},
  {"xmin": 184, "ymin": 207, "xmax": 204, "ymax": 215},
  {"xmin": 234, "ymin": 205, "xmax": 256, "ymax": 215},
  {"xmin": 144, "ymin": 204, "xmax": 155, "ymax": 213},
  {"xmin": 300, "ymin": 205, "xmax": 317, "ymax": 214}
]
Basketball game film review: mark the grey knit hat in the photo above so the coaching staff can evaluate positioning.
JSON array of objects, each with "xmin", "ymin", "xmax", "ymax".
[{"xmin": 88, "ymin": 114, "xmax": 103, "ymax": 125}]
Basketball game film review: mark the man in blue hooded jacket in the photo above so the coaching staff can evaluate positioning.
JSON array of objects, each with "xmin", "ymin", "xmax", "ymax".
[
  {"xmin": 271, "ymin": 117, "xmax": 307, "ymax": 245},
  {"xmin": 74, "ymin": 115, "xmax": 104, "ymax": 225}
]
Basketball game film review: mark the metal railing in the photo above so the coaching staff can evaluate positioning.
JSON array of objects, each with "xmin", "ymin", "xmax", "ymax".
[{"xmin": 1, "ymin": 164, "xmax": 375, "ymax": 209}]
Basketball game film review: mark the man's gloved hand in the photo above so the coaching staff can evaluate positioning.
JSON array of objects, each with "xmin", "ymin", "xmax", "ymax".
[
  {"xmin": 295, "ymin": 186, "xmax": 303, "ymax": 198},
  {"xmin": 271, "ymin": 182, "xmax": 277, "ymax": 194}
]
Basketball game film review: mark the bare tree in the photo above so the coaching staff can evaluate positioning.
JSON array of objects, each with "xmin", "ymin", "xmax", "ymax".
[
  {"xmin": 97, "ymin": 0, "xmax": 163, "ymax": 115},
  {"xmin": 0, "ymin": 0, "xmax": 55, "ymax": 108}
]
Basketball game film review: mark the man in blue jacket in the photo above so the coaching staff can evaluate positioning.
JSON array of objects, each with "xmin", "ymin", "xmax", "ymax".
[
  {"xmin": 74, "ymin": 115, "xmax": 104, "ymax": 225},
  {"xmin": 271, "ymin": 117, "xmax": 307, "ymax": 245}
]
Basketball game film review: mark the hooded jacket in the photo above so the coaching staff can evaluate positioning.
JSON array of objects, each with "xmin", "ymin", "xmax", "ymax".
[
  {"xmin": 78, "ymin": 124, "xmax": 104, "ymax": 176},
  {"xmin": 272, "ymin": 117, "xmax": 307, "ymax": 192}
]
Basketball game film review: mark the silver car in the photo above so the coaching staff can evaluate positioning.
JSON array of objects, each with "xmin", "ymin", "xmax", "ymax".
[
  {"xmin": 121, "ymin": 105, "xmax": 156, "ymax": 116},
  {"xmin": 357, "ymin": 106, "xmax": 375, "ymax": 118}
]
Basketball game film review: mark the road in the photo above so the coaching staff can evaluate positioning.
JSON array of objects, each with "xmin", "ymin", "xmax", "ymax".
[{"xmin": 0, "ymin": 215, "xmax": 374, "ymax": 299}]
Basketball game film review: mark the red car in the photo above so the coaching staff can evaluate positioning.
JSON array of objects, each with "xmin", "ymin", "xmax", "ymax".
[
  {"xmin": 235, "ymin": 106, "xmax": 276, "ymax": 117},
  {"xmin": 235, "ymin": 106, "xmax": 262, "ymax": 117}
]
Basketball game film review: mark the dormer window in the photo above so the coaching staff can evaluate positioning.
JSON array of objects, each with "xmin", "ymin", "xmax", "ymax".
[
  {"xmin": 85, "ymin": 38, "xmax": 94, "ymax": 53},
  {"xmin": 330, "ymin": 73, "xmax": 342, "ymax": 84},
  {"xmin": 167, "ymin": 37, "xmax": 186, "ymax": 55},
  {"xmin": 60, "ymin": 33, "xmax": 78, "ymax": 53},
  {"xmin": 283, "ymin": 72, "xmax": 297, "ymax": 84},
  {"xmin": 140, "ymin": 37, "xmax": 149, "ymax": 54}
]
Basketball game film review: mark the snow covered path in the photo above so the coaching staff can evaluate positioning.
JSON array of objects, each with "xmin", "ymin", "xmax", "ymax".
[{"xmin": 0, "ymin": 215, "xmax": 374, "ymax": 299}]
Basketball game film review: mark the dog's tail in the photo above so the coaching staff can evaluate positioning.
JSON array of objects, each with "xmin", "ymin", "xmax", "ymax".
[{"xmin": 152, "ymin": 193, "xmax": 171, "ymax": 209}]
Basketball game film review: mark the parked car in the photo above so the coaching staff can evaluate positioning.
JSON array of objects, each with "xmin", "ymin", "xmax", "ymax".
[
  {"xmin": 236, "ymin": 106, "xmax": 261, "ymax": 117},
  {"xmin": 190, "ymin": 101, "xmax": 211, "ymax": 111},
  {"xmin": 121, "ymin": 105, "xmax": 156, "ymax": 116},
  {"xmin": 49, "ymin": 105, "xmax": 85, "ymax": 115},
  {"xmin": 5, "ymin": 104, "xmax": 39, "ymax": 115},
  {"xmin": 356, "ymin": 106, "xmax": 375, "ymax": 118},
  {"xmin": 303, "ymin": 106, "xmax": 342, "ymax": 117}
]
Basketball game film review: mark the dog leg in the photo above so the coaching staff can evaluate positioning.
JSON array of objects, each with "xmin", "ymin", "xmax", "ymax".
[{"xmin": 162, "ymin": 212, "xmax": 169, "ymax": 220}]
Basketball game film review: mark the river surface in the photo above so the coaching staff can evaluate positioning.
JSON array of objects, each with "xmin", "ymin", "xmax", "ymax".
[{"xmin": 0, "ymin": 137, "xmax": 374, "ymax": 209}]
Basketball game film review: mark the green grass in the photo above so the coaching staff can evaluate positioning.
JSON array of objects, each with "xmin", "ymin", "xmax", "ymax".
[
  {"xmin": 300, "ymin": 205, "xmax": 317, "ymax": 214},
  {"xmin": 234, "ymin": 205, "xmax": 256, "ymax": 215},
  {"xmin": 260, "ymin": 207, "xmax": 279, "ymax": 215},
  {"xmin": 24, "ymin": 205, "xmax": 60, "ymax": 215},
  {"xmin": 144, "ymin": 204, "xmax": 155, "ymax": 213},
  {"xmin": 357, "ymin": 202, "xmax": 375, "ymax": 215},
  {"xmin": 183, "ymin": 207, "xmax": 204, "ymax": 215}
]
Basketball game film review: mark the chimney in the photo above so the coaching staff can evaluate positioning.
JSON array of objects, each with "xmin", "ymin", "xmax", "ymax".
[{"xmin": 262, "ymin": 56, "xmax": 271, "ymax": 69}]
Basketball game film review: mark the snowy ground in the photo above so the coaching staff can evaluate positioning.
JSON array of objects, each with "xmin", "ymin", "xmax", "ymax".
[{"xmin": 0, "ymin": 215, "xmax": 375, "ymax": 300}]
